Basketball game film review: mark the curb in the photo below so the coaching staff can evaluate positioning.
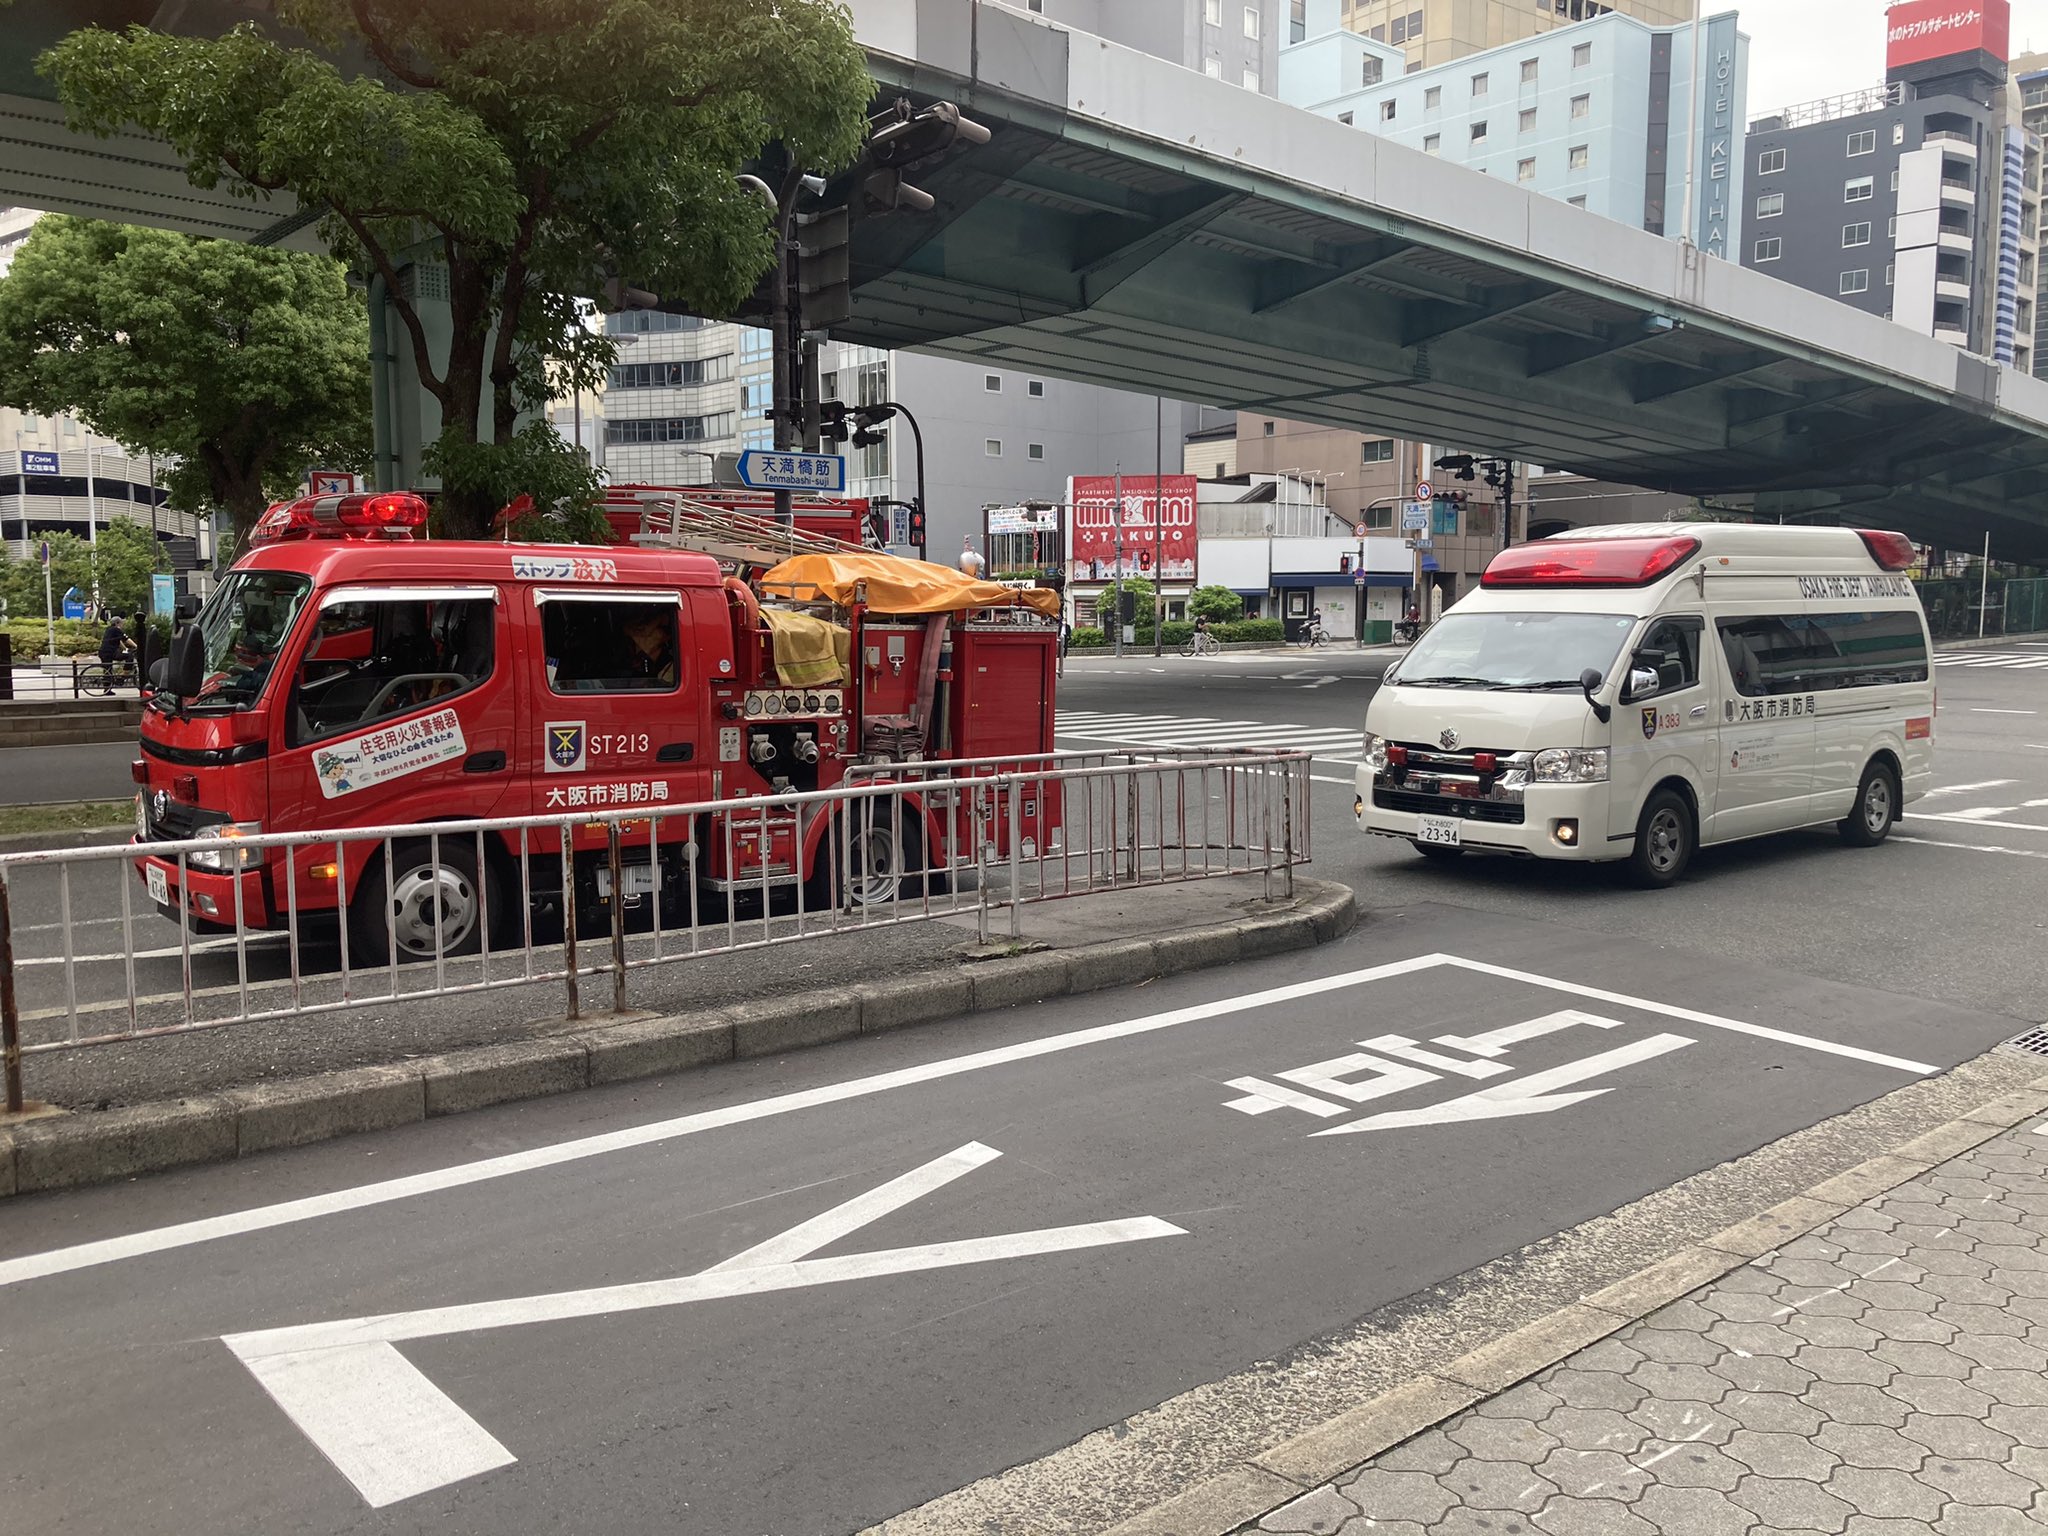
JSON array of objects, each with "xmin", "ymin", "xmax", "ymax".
[
  {"xmin": 0, "ymin": 879, "xmax": 1357, "ymax": 1199},
  {"xmin": 1093, "ymin": 1076, "xmax": 2048, "ymax": 1536},
  {"xmin": 0, "ymin": 823, "xmax": 131, "ymax": 854}
]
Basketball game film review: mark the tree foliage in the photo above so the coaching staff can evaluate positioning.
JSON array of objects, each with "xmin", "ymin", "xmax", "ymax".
[
  {"xmin": 1189, "ymin": 583, "xmax": 1246, "ymax": 623},
  {"xmin": 0, "ymin": 523, "xmax": 169, "ymax": 623},
  {"xmin": 39, "ymin": 1, "xmax": 875, "ymax": 538},
  {"xmin": 0, "ymin": 215, "xmax": 369, "ymax": 542}
]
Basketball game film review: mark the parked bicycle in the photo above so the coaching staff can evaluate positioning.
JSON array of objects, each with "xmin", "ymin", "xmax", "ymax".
[{"xmin": 1180, "ymin": 628, "xmax": 1221, "ymax": 657}]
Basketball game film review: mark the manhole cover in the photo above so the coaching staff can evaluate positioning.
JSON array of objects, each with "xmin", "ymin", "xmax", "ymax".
[{"xmin": 2003, "ymin": 1027, "xmax": 2048, "ymax": 1057}]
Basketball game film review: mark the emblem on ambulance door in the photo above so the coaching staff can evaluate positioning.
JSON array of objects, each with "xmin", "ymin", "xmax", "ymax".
[
  {"xmin": 1641, "ymin": 707, "xmax": 1658, "ymax": 741},
  {"xmin": 545, "ymin": 722, "xmax": 586, "ymax": 773}
]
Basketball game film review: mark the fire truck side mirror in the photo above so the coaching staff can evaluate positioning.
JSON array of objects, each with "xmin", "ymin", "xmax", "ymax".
[{"xmin": 165, "ymin": 624, "xmax": 205, "ymax": 698}]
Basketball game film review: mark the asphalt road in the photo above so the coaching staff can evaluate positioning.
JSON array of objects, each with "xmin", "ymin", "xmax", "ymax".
[
  {"xmin": 0, "ymin": 739, "xmax": 138, "ymax": 805},
  {"xmin": 0, "ymin": 903, "xmax": 2023, "ymax": 1536}
]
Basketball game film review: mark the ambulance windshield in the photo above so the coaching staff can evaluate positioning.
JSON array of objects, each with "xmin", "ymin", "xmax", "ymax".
[
  {"xmin": 1391, "ymin": 611, "xmax": 1637, "ymax": 690},
  {"xmin": 190, "ymin": 571, "xmax": 314, "ymax": 710}
]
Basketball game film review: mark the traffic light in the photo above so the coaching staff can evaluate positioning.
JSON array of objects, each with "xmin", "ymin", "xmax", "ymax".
[
  {"xmin": 906, "ymin": 504, "xmax": 926, "ymax": 552},
  {"xmin": 794, "ymin": 205, "xmax": 851, "ymax": 330},
  {"xmin": 817, "ymin": 400, "xmax": 851, "ymax": 447}
]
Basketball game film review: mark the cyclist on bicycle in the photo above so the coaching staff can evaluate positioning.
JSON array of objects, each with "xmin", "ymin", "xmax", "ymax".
[{"xmin": 98, "ymin": 614, "xmax": 135, "ymax": 671}]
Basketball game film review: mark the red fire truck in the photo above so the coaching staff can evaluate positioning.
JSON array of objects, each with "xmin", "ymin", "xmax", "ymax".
[
  {"xmin": 598, "ymin": 484, "xmax": 882, "ymax": 549},
  {"xmin": 132, "ymin": 491, "xmax": 1058, "ymax": 959}
]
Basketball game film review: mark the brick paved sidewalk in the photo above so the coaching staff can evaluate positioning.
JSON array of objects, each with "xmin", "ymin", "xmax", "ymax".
[{"xmin": 1246, "ymin": 1121, "xmax": 2048, "ymax": 1536}]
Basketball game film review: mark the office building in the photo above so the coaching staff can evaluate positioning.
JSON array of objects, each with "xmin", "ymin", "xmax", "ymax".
[
  {"xmin": 1339, "ymin": 0, "xmax": 1690, "ymax": 73},
  {"xmin": 2010, "ymin": 50, "xmax": 2048, "ymax": 371},
  {"xmin": 1741, "ymin": 0, "xmax": 2040, "ymax": 371}
]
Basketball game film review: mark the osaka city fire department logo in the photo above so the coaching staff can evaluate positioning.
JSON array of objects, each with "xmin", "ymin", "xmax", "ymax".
[
  {"xmin": 1438, "ymin": 728, "xmax": 1460, "ymax": 750},
  {"xmin": 545, "ymin": 722, "xmax": 586, "ymax": 773},
  {"xmin": 1642, "ymin": 707, "xmax": 1659, "ymax": 741}
]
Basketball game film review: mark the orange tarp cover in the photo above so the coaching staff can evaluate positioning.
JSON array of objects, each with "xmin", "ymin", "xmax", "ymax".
[{"xmin": 760, "ymin": 552, "xmax": 1061, "ymax": 617}]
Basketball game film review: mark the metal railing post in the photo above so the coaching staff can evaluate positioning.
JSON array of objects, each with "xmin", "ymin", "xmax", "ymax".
[
  {"xmin": 560, "ymin": 823, "xmax": 581, "ymax": 1022},
  {"xmin": 1006, "ymin": 775, "xmax": 1022, "ymax": 941},
  {"xmin": 608, "ymin": 820, "xmax": 628, "ymax": 1015},
  {"xmin": 0, "ymin": 870, "xmax": 22, "ymax": 1114}
]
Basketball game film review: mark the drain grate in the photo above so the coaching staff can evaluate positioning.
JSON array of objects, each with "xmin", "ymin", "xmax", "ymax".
[{"xmin": 2004, "ymin": 1027, "xmax": 2048, "ymax": 1057}]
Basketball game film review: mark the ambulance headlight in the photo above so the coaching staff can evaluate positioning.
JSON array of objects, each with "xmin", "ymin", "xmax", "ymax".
[
  {"xmin": 1361, "ymin": 732, "xmax": 1388, "ymax": 772},
  {"xmin": 188, "ymin": 821, "xmax": 264, "ymax": 869},
  {"xmin": 1531, "ymin": 748, "xmax": 1609, "ymax": 783}
]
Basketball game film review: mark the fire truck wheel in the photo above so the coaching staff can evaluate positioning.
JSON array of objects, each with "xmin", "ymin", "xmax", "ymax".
[{"xmin": 351, "ymin": 838, "xmax": 492, "ymax": 961}]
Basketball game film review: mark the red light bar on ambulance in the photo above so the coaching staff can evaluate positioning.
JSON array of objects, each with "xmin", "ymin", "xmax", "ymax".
[
  {"xmin": 250, "ymin": 491, "xmax": 430, "ymax": 545},
  {"xmin": 1853, "ymin": 529, "xmax": 1918, "ymax": 571},
  {"xmin": 1482, "ymin": 535, "xmax": 1700, "ymax": 589}
]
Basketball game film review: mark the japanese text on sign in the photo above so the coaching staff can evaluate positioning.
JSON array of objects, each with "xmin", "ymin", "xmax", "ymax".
[
  {"xmin": 1067, "ymin": 475, "xmax": 1198, "ymax": 582},
  {"xmin": 738, "ymin": 450, "xmax": 846, "ymax": 493},
  {"xmin": 543, "ymin": 781, "xmax": 672, "ymax": 809},
  {"xmin": 511, "ymin": 555, "xmax": 618, "ymax": 582},
  {"xmin": 313, "ymin": 709, "xmax": 466, "ymax": 799}
]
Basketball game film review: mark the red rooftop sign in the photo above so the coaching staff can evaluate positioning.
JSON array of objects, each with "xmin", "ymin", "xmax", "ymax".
[{"xmin": 1886, "ymin": 0, "xmax": 2010, "ymax": 70}]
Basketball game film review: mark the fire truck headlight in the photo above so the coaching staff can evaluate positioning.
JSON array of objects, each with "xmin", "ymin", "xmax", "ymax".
[{"xmin": 188, "ymin": 821, "xmax": 264, "ymax": 870}]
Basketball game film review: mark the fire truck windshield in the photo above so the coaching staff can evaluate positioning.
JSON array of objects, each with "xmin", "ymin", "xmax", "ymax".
[{"xmin": 190, "ymin": 571, "xmax": 314, "ymax": 710}]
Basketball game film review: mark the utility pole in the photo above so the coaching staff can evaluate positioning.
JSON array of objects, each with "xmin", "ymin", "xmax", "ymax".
[
  {"xmin": 1152, "ymin": 396, "xmax": 1164, "ymax": 657},
  {"xmin": 1112, "ymin": 463, "xmax": 1125, "ymax": 659}
]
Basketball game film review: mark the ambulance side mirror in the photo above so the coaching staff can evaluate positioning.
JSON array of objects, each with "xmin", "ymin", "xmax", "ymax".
[
  {"xmin": 1623, "ymin": 665, "xmax": 1660, "ymax": 704},
  {"xmin": 1578, "ymin": 667, "xmax": 1611, "ymax": 725}
]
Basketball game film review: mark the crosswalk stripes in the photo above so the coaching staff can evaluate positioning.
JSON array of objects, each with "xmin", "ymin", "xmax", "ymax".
[
  {"xmin": 1057, "ymin": 708, "xmax": 1363, "ymax": 760},
  {"xmin": 1938, "ymin": 650, "xmax": 2048, "ymax": 668}
]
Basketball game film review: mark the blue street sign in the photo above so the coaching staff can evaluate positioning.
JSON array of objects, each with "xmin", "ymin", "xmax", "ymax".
[
  {"xmin": 152, "ymin": 573, "xmax": 177, "ymax": 618},
  {"xmin": 736, "ymin": 449, "xmax": 846, "ymax": 494},
  {"xmin": 62, "ymin": 586, "xmax": 87, "ymax": 620},
  {"xmin": 21, "ymin": 450, "xmax": 59, "ymax": 476},
  {"xmin": 1400, "ymin": 501, "xmax": 1430, "ymax": 532}
]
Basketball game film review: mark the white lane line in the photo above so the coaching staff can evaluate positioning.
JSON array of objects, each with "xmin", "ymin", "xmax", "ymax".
[
  {"xmin": 16, "ymin": 934, "xmax": 289, "ymax": 968},
  {"xmin": 1905, "ymin": 813, "xmax": 2048, "ymax": 833},
  {"xmin": 1435, "ymin": 957, "xmax": 1937, "ymax": 1074},
  {"xmin": 1971, "ymin": 707, "xmax": 2039, "ymax": 713},
  {"xmin": 1895, "ymin": 835, "xmax": 2048, "ymax": 861},
  {"xmin": 1922, "ymin": 780, "xmax": 2019, "ymax": 796},
  {"xmin": 0, "ymin": 951, "xmax": 1931, "ymax": 1288},
  {"xmin": 705, "ymin": 1141, "xmax": 997, "ymax": 1272}
]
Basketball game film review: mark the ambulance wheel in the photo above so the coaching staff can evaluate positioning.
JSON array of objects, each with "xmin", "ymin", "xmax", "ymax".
[
  {"xmin": 1839, "ymin": 760, "xmax": 1897, "ymax": 847},
  {"xmin": 1410, "ymin": 840, "xmax": 1464, "ymax": 860},
  {"xmin": 1628, "ymin": 789, "xmax": 1694, "ymax": 889},
  {"xmin": 351, "ymin": 837, "xmax": 491, "ymax": 962}
]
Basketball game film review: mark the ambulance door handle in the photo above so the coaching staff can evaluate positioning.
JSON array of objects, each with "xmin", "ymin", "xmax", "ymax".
[
  {"xmin": 1689, "ymin": 705, "xmax": 1707, "ymax": 720},
  {"xmin": 657, "ymin": 742, "xmax": 694, "ymax": 763},
  {"xmin": 463, "ymin": 751, "xmax": 507, "ymax": 774}
]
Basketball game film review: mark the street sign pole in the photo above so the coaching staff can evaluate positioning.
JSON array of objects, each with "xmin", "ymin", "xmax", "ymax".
[
  {"xmin": 42, "ymin": 540, "xmax": 54, "ymax": 658},
  {"xmin": 1112, "ymin": 464, "xmax": 1124, "ymax": 659}
]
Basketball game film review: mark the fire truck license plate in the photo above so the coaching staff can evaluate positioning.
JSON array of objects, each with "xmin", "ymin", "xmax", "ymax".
[
  {"xmin": 146, "ymin": 863, "xmax": 169, "ymax": 908},
  {"xmin": 1416, "ymin": 815, "xmax": 1462, "ymax": 848}
]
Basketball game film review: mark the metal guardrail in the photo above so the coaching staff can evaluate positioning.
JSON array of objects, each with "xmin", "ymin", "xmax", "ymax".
[{"xmin": 0, "ymin": 750, "xmax": 1311, "ymax": 1108}]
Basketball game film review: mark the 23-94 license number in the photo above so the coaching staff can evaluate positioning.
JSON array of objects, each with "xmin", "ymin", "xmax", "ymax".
[{"xmin": 1416, "ymin": 815, "xmax": 1462, "ymax": 848}]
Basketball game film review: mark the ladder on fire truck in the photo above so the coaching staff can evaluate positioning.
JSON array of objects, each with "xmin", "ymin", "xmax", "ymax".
[{"xmin": 629, "ymin": 493, "xmax": 877, "ymax": 570}]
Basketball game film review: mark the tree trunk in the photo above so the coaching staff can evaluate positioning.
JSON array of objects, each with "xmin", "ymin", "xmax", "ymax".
[{"xmin": 435, "ymin": 255, "xmax": 497, "ymax": 540}]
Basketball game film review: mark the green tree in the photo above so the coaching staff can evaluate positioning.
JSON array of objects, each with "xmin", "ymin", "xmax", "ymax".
[
  {"xmin": 1103, "ymin": 576, "xmax": 1157, "ymax": 629},
  {"xmin": 0, "ymin": 216, "xmax": 369, "ymax": 544},
  {"xmin": 0, "ymin": 522, "xmax": 167, "ymax": 622},
  {"xmin": 1189, "ymin": 584, "xmax": 1245, "ymax": 623},
  {"xmin": 38, "ymin": 1, "xmax": 873, "ymax": 539}
]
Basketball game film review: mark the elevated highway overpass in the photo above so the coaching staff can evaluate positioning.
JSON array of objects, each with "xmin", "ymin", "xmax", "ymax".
[{"xmin": 7, "ymin": 0, "xmax": 2048, "ymax": 560}]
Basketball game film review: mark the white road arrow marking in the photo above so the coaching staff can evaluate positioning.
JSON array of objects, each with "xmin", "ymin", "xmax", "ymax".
[
  {"xmin": 221, "ymin": 1143, "xmax": 1182, "ymax": 1508},
  {"xmin": 1311, "ymin": 1034, "xmax": 1694, "ymax": 1135}
]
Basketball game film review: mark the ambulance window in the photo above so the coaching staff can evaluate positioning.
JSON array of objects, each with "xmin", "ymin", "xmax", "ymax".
[
  {"xmin": 544, "ymin": 600, "xmax": 680, "ymax": 693},
  {"xmin": 1716, "ymin": 616, "xmax": 1807, "ymax": 697},
  {"xmin": 1629, "ymin": 617, "xmax": 1701, "ymax": 699},
  {"xmin": 289, "ymin": 596, "xmax": 496, "ymax": 744},
  {"xmin": 1800, "ymin": 610, "xmax": 1929, "ymax": 689}
]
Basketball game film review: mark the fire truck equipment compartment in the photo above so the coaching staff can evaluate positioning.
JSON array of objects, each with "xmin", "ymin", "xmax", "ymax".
[{"xmin": 760, "ymin": 611, "xmax": 850, "ymax": 687}]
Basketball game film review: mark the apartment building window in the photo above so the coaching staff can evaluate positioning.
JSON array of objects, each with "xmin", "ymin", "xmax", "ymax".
[
  {"xmin": 1521, "ymin": 58, "xmax": 1539, "ymax": 84},
  {"xmin": 1365, "ymin": 503, "xmax": 1395, "ymax": 530},
  {"xmin": 1840, "ymin": 269, "xmax": 1870, "ymax": 295},
  {"xmin": 1568, "ymin": 144, "xmax": 1589, "ymax": 170},
  {"xmin": 1886, "ymin": 263, "xmax": 1896, "ymax": 286},
  {"xmin": 740, "ymin": 327, "xmax": 772, "ymax": 363},
  {"xmin": 609, "ymin": 355, "xmax": 734, "ymax": 389},
  {"xmin": 1845, "ymin": 175, "xmax": 1874, "ymax": 202},
  {"xmin": 1571, "ymin": 94, "xmax": 1590, "ymax": 121},
  {"xmin": 1381, "ymin": 100, "xmax": 1397, "ymax": 122},
  {"xmin": 740, "ymin": 379, "xmax": 772, "ymax": 417},
  {"xmin": 1758, "ymin": 147, "xmax": 1786, "ymax": 174},
  {"xmin": 1029, "ymin": 444, "xmax": 1045, "ymax": 460},
  {"xmin": 985, "ymin": 439, "xmax": 1003, "ymax": 456},
  {"xmin": 1843, "ymin": 222, "xmax": 1872, "ymax": 247},
  {"xmin": 1568, "ymin": 194, "xmax": 1587, "ymax": 207},
  {"xmin": 1025, "ymin": 0, "xmax": 1042, "ymax": 10},
  {"xmin": 984, "ymin": 374, "xmax": 1001, "ymax": 392},
  {"xmin": 1243, "ymin": 67, "xmax": 1260, "ymax": 89},
  {"xmin": 1338, "ymin": 110, "xmax": 1354, "ymax": 124},
  {"xmin": 1756, "ymin": 191, "xmax": 1784, "ymax": 218},
  {"xmin": 1572, "ymin": 42, "xmax": 1592, "ymax": 68},
  {"xmin": 1244, "ymin": 5, "xmax": 1259, "ymax": 39},
  {"xmin": 1263, "ymin": 420, "xmax": 1276, "ymax": 436},
  {"xmin": 1362, "ymin": 57, "xmax": 1383, "ymax": 87},
  {"xmin": 1028, "ymin": 379, "xmax": 1046, "ymax": 397},
  {"xmin": 605, "ymin": 413, "xmax": 733, "ymax": 444},
  {"xmin": 1425, "ymin": 85, "xmax": 1441, "ymax": 110},
  {"xmin": 1755, "ymin": 236, "xmax": 1782, "ymax": 262},
  {"xmin": 1472, "ymin": 72, "xmax": 1489, "ymax": 98},
  {"xmin": 1471, "ymin": 120, "xmax": 1488, "ymax": 143},
  {"xmin": 1847, "ymin": 129, "xmax": 1877, "ymax": 157},
  {"xmin": 1518, "ymin": 158, "xmax": 1537, "ymax": 182},
  {"xmin": 1205, "ymin": 0, "xmax": 1220, "ymax": 24},
  {"xmin": 1423, "ymin": 134, "xmax": 1441, "ymax": 154},
  {"xmin": 1519, "ymin": 107, "xmax": 1537, "ymax": 133},
  {"xmin": 1361, "ymin": 438, "xmax": 1394, "ymax": 463},
  {"xmin": 1389, "ymin": 8, "xmax": 1422, "ymax": 43},
  {"xmin": 1205, "ymin": 57, "xmax": 1222, "ymax": 78},
  {"xmin": 1891, "ymin": 169, "xmax": 1900, "ymax": 191}
]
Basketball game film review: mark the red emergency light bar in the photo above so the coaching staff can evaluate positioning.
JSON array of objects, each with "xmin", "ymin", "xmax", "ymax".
[
  {"xmin": 1483, "ymin": 536, "xmax": 1700, "ymax": 589},
  {"xmin": 1854, "ymin": 529, "xmax": 1918, "ymax": 571},
  {"xmin": 250, "ymin": 491, "xmax": 430, "ymax": 546}
]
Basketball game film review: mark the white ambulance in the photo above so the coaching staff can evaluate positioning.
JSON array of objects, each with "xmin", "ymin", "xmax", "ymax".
[{"xmin": 1355, "ymin": 524, "xmax": 1935, "ymax": 886}]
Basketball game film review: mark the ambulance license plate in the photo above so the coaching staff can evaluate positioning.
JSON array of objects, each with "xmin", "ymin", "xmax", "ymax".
[
  {"xmin": 1416, "ymin": 815, "xmax": 1462, "ymax": 848},
  {"xmin": 146, "ymin": 863, "xmax": 169, "ymax": 908}
]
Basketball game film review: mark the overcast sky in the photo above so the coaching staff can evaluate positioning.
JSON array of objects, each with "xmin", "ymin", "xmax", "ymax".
[{"xmin": 1739, "ymin": 0, "xmax": 2048, "ymax": 118}]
